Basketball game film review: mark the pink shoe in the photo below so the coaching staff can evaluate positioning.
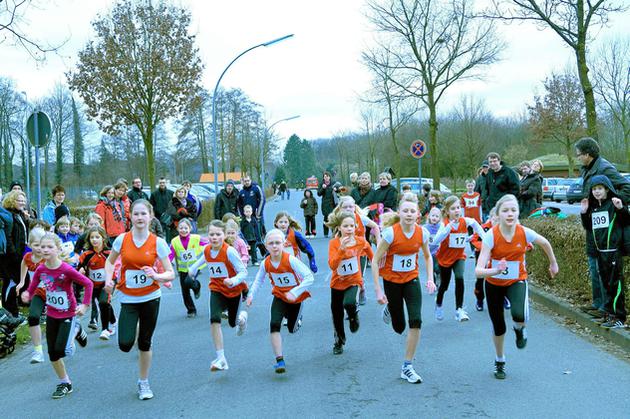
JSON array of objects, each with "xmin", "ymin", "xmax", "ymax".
[{"xmin": 163, "ymin": 281, "xmax": 173, "ymax": 289}]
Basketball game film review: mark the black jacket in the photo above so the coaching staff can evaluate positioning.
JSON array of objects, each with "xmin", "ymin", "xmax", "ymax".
[
  {"xmin": 150, "ymin": 187, "xmax": 173, "ymax": 218},
  {"xmin": 128, "ymin": 187, "xmax": 149, "ymax": 203},
  {"xmin": 518, "ymin": 173, "xmax": 542, "ymax": 218},
  {"xmin": 580, "ymin": 156, "xmax": 630, "ymax": 203},
  {"xmin": 240, "ymin": 217, "xmax": 261, "ymax": 242},
  {"xmin": 373, "ymin": 184, "xmax": 398, "ymax": 211},
  {"xmin": 475, "ymin": 173, "xmax": 489, "ymax": 212},
  {"xmin": 7, "ymin": 210, "xmax": 28, "ymax": 262},
  {"xmin": 317, "ymin": 181, "xmax": 337, "ymax": 215},
  {"xmin": 485, "ymin": 164, "xmax": 520, "ymax": 210},
  {"xmin": 214, "ymin": 188, "xmax": 238, "ymax": 220},
  {"xmin": 350, "ymin": 186, "xmax": 376, "ymax": 209}
]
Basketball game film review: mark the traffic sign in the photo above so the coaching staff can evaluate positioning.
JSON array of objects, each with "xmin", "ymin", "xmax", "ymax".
[
  {"xmin": 26, "ymin": 111, "xmax": 52, "ymax": 148},
  {"xmin": 410, "ymin": 140, "xmax": 426, "ymax": 159}
]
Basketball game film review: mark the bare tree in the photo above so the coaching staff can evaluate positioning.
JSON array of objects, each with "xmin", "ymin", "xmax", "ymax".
[
  {"xmin": 454, "ymin": 95, "xmax": 493, "ymax": 175},
  {"xmin": 365, "ymin": 0, "xmax": 503, "ymax": 187},
  {"xmin": 41, "ymin": 83, "xmax": 73, "ymax": 185},
  {"xmin": 485, "ymin": 0, "xmax": 628, "ymax": 139}
]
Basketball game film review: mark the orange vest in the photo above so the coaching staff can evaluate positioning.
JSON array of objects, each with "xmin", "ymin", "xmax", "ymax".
[
  {"xmin": 203, "ymin": 243, "xmax": 247, "ymax": 298},
  {"xmin": 329, "ymin": 236, "xmax": 374, "ymax": 290},
  {"xmin": 264, "ymin": 252, "xmax": 310, "ymax": 303},
  {"xmin": 117, "ymin": 233, "xmax": 161, "ymax": 297},
  {"xmin": 380, "ymin": 223, "xmax": 424, "ymax": 284},
  {"xmin": 486, "ymin": 225, "xmax": 528, "ymax": 287},
  {"xmin": 436, "ymin": 217, "xmax": 468, "ymax": 267},
  {"xmin": 80, "ymin": 250, "xmax": 109, "ymax": 286},
  {"xmin": 283, "ymin": 228, "xmax": 300, "ymax": 257},
  {"xmin": 24, "ymin": 252, "xmax": 46, "ymax": 299},
  {"xmin": 355, "ymin": 211, "xmax": 366, "ymax": 238},
  {"xmin": 461, "ymin": 192, "xmax": 481, "ymax": 223}
]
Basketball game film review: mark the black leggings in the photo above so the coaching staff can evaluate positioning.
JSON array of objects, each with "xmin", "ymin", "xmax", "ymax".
[
  {"xmin": 485, "ymin": 280, "xmax": 528, "ymax": 336},
  {"xmin": 210, "ymin": 291, "xmax": 241, "ymax": 327},
  {"xmin": 46, "ymin": 316, "xmax": 75, "ymax": 362},
  {"xmin": 383, "ymin": 278, "xmax": 422, "ymax": 334},
  {"xmin": 436, "ymin": 259, "xmax": 465, "ymax": 309},
  {"xmin": 28, "ymin": 295, "xmax": 46, "ymax": 327},
  {"xmin": 330, "ymin": 286, "xmax": 358, "ymax": 343},
  {"xmin": 93, "ymin": 287, "xmax": 116, "ymax": 331},
  {"xmin": 473, "ymin": 251, "xmax": 485, "ymax": 302},
  {"xmin": 118, "ymin": 298, "xmax": 160, "ymax": 352},
  {"xmin": 305, "ymin": 215, "xmax": 316, "ymax": 235},
  {"xmin": 179, "ymin": 271, "xmax": 197, "ymax": 314},
  {"xmin": 270, "ymin": 297, "xmax": 303, "ymax": 333},
  {"xmin": 0, "ymin": 258, "xmax": 20, "ymax": 316}
]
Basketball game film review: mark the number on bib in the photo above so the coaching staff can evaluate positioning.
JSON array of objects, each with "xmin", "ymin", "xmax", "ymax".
[
  {"xmin": 392, "ymin": 254, "xmax": 416, "ymax": 272},
  {"xmin": 90, "ymin": 268, "xmax": 106, "ymax": 283},
  {"xmin": 46, "ymin": 290, "xmax": 69, "ymax": 310},
  {"xmin": 270, "ymin": 272, "xmax": 298, "ymax": 287},
  {"xmin": 180, "ymin": 250, "xmax": 195, "ymax": 263},
  {"xmin": 591, "ymin": 211, "xmax": 610, "ymax": 230},
  {"xmin": 207, "ymin": 262, "xmax": 228, "ymax": 278},
  {"xmin": 491, "ymin": 260, "xmax": 520, "ymax": 280},
  {"xmin": 337, "ymin": 257, "xmax": 359, "ymax": 276},
  {"xmin": 125, "ymin": 269, "xmax": 153, "ymax": 289},
  {"xmin": 465, "ymin": 198, "xmax": 478, "ymax": 207},
  {"xmin": 449, "ymin": 233, "xmax": 467, "ymax": 248},
  {"xmin": 61, "ymin": 242, "xmax": 74, "ymax": 254}
]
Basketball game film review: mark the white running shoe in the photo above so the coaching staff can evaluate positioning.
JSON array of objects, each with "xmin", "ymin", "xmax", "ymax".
[
  {"xmin": 99, "ymin": 330, "xmax": 111, "ymax": 340},
  {"xmin": 400, "ymin": 364, "xmax": 423, "ymax": 384},
  {"xmin": 108, "ymin": 321, "xmax": 117, "ymax": 336},
  {"xmin": 455, "ymin": 308, "xmax": 470, "ymax": 322},
  {"xmin": 137, "ymin": 380, "xmax": 154, "ymax": 400},
  {"xmin": 382, "ymin": 306, "xmax": 391, "ymax": 325},
  {"xmin": 237, "ymin": 311, "xmax": 248, "ymax": 336},
  {"xmin": 435, "ymin": 304, "xmax": 444, "ymax": 321},
  {"xmin": 210, "ymin": 357, "xmax": 229, "ymax": 372},
  {"xmin": 30, "ymin": 350, "xmax": 44, "ymax": 364}
]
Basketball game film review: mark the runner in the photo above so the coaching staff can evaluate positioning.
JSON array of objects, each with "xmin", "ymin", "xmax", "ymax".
[
  {"xmin": 432, "ymin": 195, "xmax": 485, "ymax": 322},
  {"xmin": 274, "ymin": 211, "xmax": 318, "ymax": 273},
  {"xmin": 246, "ymin": 229, "xmax": 315, "ymax": 374},
  {"xmin": 103, "ymin": 199, "xmax": 175, "ymax": 400},
  {"xmin": 460, "ymin": 179, "xmax": 482, "ymax": 224},
  {"xmin": 326, "ymin": 211, "xmax": 373, "ymax": 354},
  {"xmin": 469, "ymin": 208, "xmax": 497, "ymax": 311},
  {"xmin": 475, "ymin": 194, "xmax": 558, "ymax": 379},
  {"xmin": 188, "ymin": 220, "xmax": 249, "ymax": 372},
  {"xmin": 22, "ymin": 232, "xmax": 93, "ymax": 399},
  {"xmin": 371, "ymin": 193, "xmax": 436, "ymax": 384},
  {"xmin": 422, "ymin": 207, "xmax": 442, "ymax": 290}
]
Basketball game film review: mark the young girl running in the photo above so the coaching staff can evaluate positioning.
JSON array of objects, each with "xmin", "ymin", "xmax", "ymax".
[
  {"xmin": 326, "ymin": 211, "xmax": 373, "ymax": 355},
  {"xmin": 470, "ymin": 208, "xmax": 497, "ymax": 311},
  {"xmin": 475, "ymin": 194, "xmax": 558, "ymax": 379},
  {"xmin": 169, "ymin": 219, "xmax": 207, "ymax": 318},
  {"xmin": 16, "ymin": 227, "xmax": 46, "ymax": 364},
  {"xmin": 22, "ymin": 233, "xmax": 93, "ymax": 399},
  {"xmin": 188, "ymin": 220, "xmax": 249, "ymax": 372},
  {"xmin": 78, "ymin": 227, "xmax": 117, "ymax": 340},
  {"xmin": 432, "ymin": 195, "xmax": 485, "ymax": 322},
  {"xmin": 247, "ymin": 229, "xmax": 315, "ymax": 374},
  {"xmin": 225, "ymin": 219, "xmax": 250, "ymax": 266},
  {"xmin": 274, "ymin": 211, "xmax": 318, "ymax": 273},
  {"xmin": 423, "ymin": 207, "xmax": 442, "ymax": 291},
  {"xmin": 371, "ymin": 193, "xmax": 435, "ymax": 384},
  {"xmin": 104, "ymin": 199, "xmax": 174, "ymax": 401}
]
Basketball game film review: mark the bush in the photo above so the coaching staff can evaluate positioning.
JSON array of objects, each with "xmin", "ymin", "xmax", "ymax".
[
  {"xmin": 523, "ymin": 216, "xmax": 630, "ymax": 309},
  {"xmin": 197, "ymin": 199, "xmax": 215, "ymax": 231}
]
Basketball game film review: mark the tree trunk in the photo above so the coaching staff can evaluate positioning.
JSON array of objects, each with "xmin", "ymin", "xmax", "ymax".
[
  {"xmin": 428, "ymin": 91, "xmax": 440, "ymax": 188},
  {"xmin": 144, "ymin": 124, "xmax": 156, "ymax": 189},
  {"xmin": 565, "ymin": 142, "xmax": 575, "ymax": 176},
  {"xmin": 575, "ymin": 40, "xmax": 598, "ymax": 139}
]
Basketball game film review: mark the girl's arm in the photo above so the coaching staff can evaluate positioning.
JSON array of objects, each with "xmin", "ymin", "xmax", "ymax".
[
  {"xmin": 24, "ymin": 269, "xmax": 42, "ymax": 302},
  {"xmin": 188, "ymin": 252, "xmax": 207, "ymax": 277},
  {"xmin": 432, "ymin": 223, "xmax": 451, "ymax": 246},
  {"xmin": 150, "ymin": 256, "xmax": 176, "ymax": 282},
  {"xmin": 371, "ymin": 239, "xmax": 390, "ymax": 304},
  {"xmin": 286, "ymin": 256, "xmax": 314, "ymax": 300},
  {"xmin": 365, "ymin": 218, "xmax": 381, "ymax": 243},
  {"xmin": 68, "ymin": 267, "xmax": 94, "ymax": 309},
  {"xmin": 420, "ymin": 239, "xmax": 436, "ymax": 293},
  {"xmin": 465, "ymin": 217, "xmax": 485, "ymax": 237},
  {"xmin": 16, "ymin": 259, "xmax": 28, "ymax": 294},
  {"xmin": 294, "ymin": 230, "xmax": 317, "ymax": 271},
  {"xmin": 328, "ymin": 239, "xmax": 348, "ymax": 270},
  {"xmin": 474, "ymin": 243, "xmax": 496, "ymax": 278},
  {"xmin": 246, "ymin": 264, "xmax": 267, "ymax": 305},
  {"xmin": 224, "ymin": 247, "xmax": 248, "ymax": 287},
  {"xmin": 104, "ymin": 248, "xmax": 120, "ymax": 293}
]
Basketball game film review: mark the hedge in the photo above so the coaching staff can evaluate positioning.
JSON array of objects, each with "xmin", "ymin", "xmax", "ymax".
[{"xmin": 523, "ymin": 216, "xmax": 630, "ymax": 310}]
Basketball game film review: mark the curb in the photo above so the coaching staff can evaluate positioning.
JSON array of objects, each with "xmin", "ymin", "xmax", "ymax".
[{"xmin": 528, "ymin": 283, "xmax": 630, "ymax": 353}]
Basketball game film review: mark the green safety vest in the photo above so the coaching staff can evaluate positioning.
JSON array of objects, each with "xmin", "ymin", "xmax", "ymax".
[{"xmin": 172, "ymin": 234, "xmax": 202, "ymax": 272}]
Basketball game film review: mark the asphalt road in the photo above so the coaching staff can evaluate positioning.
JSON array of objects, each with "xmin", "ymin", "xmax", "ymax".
[{"xmin": 1, "ymin": 191, "xmax": 628, "ymax": 418}]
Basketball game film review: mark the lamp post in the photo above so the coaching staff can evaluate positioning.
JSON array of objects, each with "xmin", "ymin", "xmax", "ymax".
[
  {"xmin": 261, "ymin": 115, "xmax": 300, "ymax": 193},
  {"xmin": 211, "ymin": 34, "xmax": 294, "ymax": 193},
  {"xmin": 20, "ymin": 91, "xmax": 31, "ymax": 203}
]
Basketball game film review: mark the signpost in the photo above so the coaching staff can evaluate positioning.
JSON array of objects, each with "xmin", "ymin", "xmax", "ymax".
[
  {"xmin": 410, "ymin": 140, "xmax": 427, "ymax": 193},
  {"xmin": 26, "ymin": 111, "xmax": 52, "ymax": 217}
]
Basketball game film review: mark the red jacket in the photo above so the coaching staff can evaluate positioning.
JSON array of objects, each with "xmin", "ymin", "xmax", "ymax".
[{"xmin": 95, "ymin": 199, "xmax": 126, "ymax": 238}]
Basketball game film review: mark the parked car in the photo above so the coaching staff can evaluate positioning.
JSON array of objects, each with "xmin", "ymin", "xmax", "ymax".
[
  {"xmin": 566, "ymin": 178, "xmax": 584, "ymax": 204},
  {"xmin": 391, "ymin": 177, "xmax": 452, "ymax": 194},
  {"xmin": 541, "ymin": 177, "xmax": 561, "ymax": 200},
  {"xmin": 306, "ymin": 176, "xmax": 319, "ymax": 189},
  {"xmin": 552, "ymin": 178, "xmax": 579, "ymax": 203}
]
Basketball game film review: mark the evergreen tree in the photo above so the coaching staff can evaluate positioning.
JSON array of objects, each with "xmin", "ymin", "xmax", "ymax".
[{"xmin": 71, "ymin": 97, "xmax": 84, "ymax": 178}]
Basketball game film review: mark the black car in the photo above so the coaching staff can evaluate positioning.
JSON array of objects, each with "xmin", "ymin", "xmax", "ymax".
[{"xmin": 566, "ymin": 178, "xmax": 584, "ymax": 204}]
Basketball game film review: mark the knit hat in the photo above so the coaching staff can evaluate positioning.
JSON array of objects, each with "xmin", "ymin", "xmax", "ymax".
[
  {"xmin": 482, "ymin": 160, "xmax": 489, "ymax": 168},
  {"xmin": 9, "ymin": 181, "xmax": 22, "ymax": 191},
  {"xmin": 226, "ymin": 180, "xmax": 235, "ymax": 187}
]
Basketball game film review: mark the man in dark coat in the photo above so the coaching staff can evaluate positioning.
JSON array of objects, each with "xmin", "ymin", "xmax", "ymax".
[
  {"xmin": 518, "ymin": 161, "xmax": 542, "ymax": 219},
  {"xmin": 214, "ymin": 180, "xmax": 239, "ymax": 220},
  {"xmin": 149, "ymin": 177, "xmax": 173, "ymax": 234},
  {"xmin": 318, "ymin": 171, "xmax": 338, "ymax": 238},
  {"xmin": 475, "ymin": 161, "xmax": 490, "ymax": 220},
  {"xmin": 128, "ymin": 177, "xmax": 150, "ymax": 203},
  {"xmin": 237, "ymin": 175, "xmax": 266, "ymax": 232},
  {"xmin": 484, "ymin": 152, "xmax": 520, "ymax": 211}
]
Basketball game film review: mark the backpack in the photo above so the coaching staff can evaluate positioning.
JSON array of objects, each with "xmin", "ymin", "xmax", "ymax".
[{"xmin": 0, "ymin": 207, "xmax": 14, "ymax": 255}]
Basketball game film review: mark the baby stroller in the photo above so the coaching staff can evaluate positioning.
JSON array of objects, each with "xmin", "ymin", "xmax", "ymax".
[
  {"xmin": 528, "ymin": 206, "xmax": 568, "ymax": 220},
  {"xmin": 0, "ymin": 308, "xmax": 24, "ymax": 359}
]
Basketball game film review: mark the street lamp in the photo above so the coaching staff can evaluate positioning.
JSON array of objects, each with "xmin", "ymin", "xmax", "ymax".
[
  {"xmin": 261, "ymin": 115, "xmax": 300, "ymax": 193},
  {"xmin": 210, "ymin": 34, "xmax": 294, "ymax": 193}
]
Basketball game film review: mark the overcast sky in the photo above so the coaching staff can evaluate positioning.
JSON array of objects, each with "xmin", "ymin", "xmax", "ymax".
[{"xmin": 2, "ymin": 0, "xmax": 629, "ymax": 143}]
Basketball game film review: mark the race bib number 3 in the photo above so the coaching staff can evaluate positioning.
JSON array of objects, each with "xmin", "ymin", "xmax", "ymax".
[
  {"xmin": 491, "ymin": 260, "xmax": 520, "ymax": 280},
  {"xmin": 47, "ymin": 290, "xmax": 69, "ymax": 310},
  {"xmin": 449, "ymin": 233, "xmax": 467, "ymax": 248},
  {"xmin": 392, "ymin": 254, "xmax": 416, "ymax": 272},
  {"xmin": 90, "ymin": 268, "xmax": 106, "ymax": 283},
  {"xmin": 270, "ymin": 272, "xmax": 298, "ymax": 287},
  {"xmin": 337, "ymin": 257, "xmax": 359, "ymax": 276},
  {"xmin": 125, "ymin": 269, "xmax": 153, "ymax": 289},
  {"xmin": 591, "ymin": 211, "xmax": 610, "ymax": 230},
  {"xmin": 207, "ymin": 262, "xmax": 228, "ymax": 279}
]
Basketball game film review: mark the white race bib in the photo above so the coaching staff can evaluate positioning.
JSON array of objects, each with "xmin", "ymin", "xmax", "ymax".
[
  {"xmin": 449, "ymin": 233, "xmax": 467, "ymax": 248},
  {"xmin": 464, "ymin": 197, "xmax": 478, "ymax": 208},
  {"xmin": 429, "ymin": 234, "xmax": 435, "ymax": 245},
  {"xmin": 90, "ymin": 268, "xmax": 106, "ymax": 283},
  {"xmin": 392, "ymin": 254, "xmax": 416, "ymax": 272},
  {"xmin": 591, "ymin": 211, "xmax": 610, "ymax": 230},
  {"xmin": 46, "ymin": 290, "xmax": 69, "ymax": 310},
  {"xmin": 270, "ymin": 272, "xmax": 298, "ymax": 287},
  {"xmin": 180, "ymin": 249, "xmax": 196, "ymax": 263},
  {"xmin": 125, "ymin": 269, "xmax": 153, "ymax": 289},
  {"xmin": 337, "ymin": 257, "xmax": 359, "ymax": 276},
  {"xmin": 491, "ymin": 260, "xmax": 520, "ymax": 280},
  {"xmin": 207, "ymin": 262, "xmax": 228, "ymax": 279},
  {"xmin": 61, "ymin": 241, "xmax": 74, "ymax": 255}
]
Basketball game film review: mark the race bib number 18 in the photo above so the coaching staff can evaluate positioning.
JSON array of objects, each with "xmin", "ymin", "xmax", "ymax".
[{"xmin": 392, "ymin": 254, "xmax": 416, "ymax": 272}]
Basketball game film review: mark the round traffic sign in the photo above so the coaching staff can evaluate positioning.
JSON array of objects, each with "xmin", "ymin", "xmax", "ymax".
[
  {"xmin": 410, "ymin": 140, "xmax": 426, "ymax": 159},
  {"xmin": 26, "ymin": 111, "xmax": 52, "ymax": 148}
]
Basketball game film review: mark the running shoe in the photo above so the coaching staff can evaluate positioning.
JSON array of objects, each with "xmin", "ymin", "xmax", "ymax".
[
  {"xmin": 358, "ymin": 288, "xmax": 367, "ymax": 306},
  {"xmin": 594, "ymin": 314, "xmax": 610, "ymax": 325},
  {"xmin": 455, "ymin": 308, "xmax": 470, "ymax": 322},
  {"xmin": 435, "ymin": 304, "xmax": 444, "ymax": 321},
  {"xmin": 514, "ymin": 326, "xmax": 527, "ymax": 349},
  {"xmin": 349, "ymin": 312, "xmax": 360, "ymax": 333},
  {"xmin": 293, "ymin": 316, "xmax": 303, "ymax": 333},
  {"xmin": 75, "ymin": 325, "xmax": 88, "ymax": 348},
  {"xmin": 187, "ymin": 312, "xmax": 197, "ymax": 318},
  {"xmin": 475, "ymin": 300, "xmax": 484, "ymax": 312},
  {"xmin": 237, "ymin": 312, "xmax": 248, "ymax": 336},
  {"xmin": 382, "ymin": 306, "xmax": 391, "ymax": 325},
  {"xmin": 30, "ymin": 350, "xmax": 44, "ymax": 364},
  {"xmin": 108, "ymin": 321, "xmax": 117, "ymax": 336},
  {"xmin": 503, "ymin": 297, "xmax": 511, "ymax": 310},
  {"xmin": 88, "ymin": 319, "xmax": 98, "ymax": 331},
  {"xmin": 400, "ymin": 364, "xmax": 423, "ymax": 384},
  {"xmin": 332, "ymin": 341, "xmax": 344, "ymax": 355},
  {"xmin": 210, "ymin": 357, "xmax": 229, "ymax": 372},
  {"xmin": 601, "ymin": 318, "xmax": 626, "ymax": 329},
  {"xmin": 221, "ymin": 310, "xmax": 229, "ymax": 320},
  {"xmin": 274, "ymin": 359, "xmax": 286, "ymax": 374},
  {"xmin": 494, "ymin": 361, "xmax": 506, "ymax": 379},
  {"xmin": 137, "ymin": 381, "xmax": 154, "ymax": 400},
  {"xmin": 99, "ymin": 330, "xmax": 111, "ymax": 340},
  {"xmin": 193, "ymin": 280, "xmax": 201, "ymax": 300},
  {"xmin": 52, "ymin": 383, "xmax": 73, "ymax": 399}
]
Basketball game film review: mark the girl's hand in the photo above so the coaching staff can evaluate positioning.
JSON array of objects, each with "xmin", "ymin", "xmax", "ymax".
[
  {"xmin": 496, "ymin": 258, "xmax": 508, "ymax": 275},
  {"xmin": 246, "ymin": 296, "xmax": 253, "ymax": 307},
  {"xmin": 76, "ymin": 304, "xmax": 88, "ymax": 316},
  {"xmin": 142, "ymin": 266, "xmax": 158, "ymax": 278},
  {"xmin": 612, "ymin": 197, "xmax": 623, "ymax": 209},
  {"xmin": 548, "ymin": 261, "xmax": 559, "ymax": 278},
  {"xmin": 224, "ymin": 278, "xmax": 235, "ymax": 287},
  {"xmin": 339, "ymin": 236, "xmax": 352, "ymax": 250},
  {"xmin": 21, "ymin": 290, "xmax": 30, "ymax": 304},
  {"xmin": 375, "ymin": 288, "xmax": 388, "ymax": 305},
  {"xmin": 426, "ymin": 280, "xmax": 436, "ymax": 294},
  {"xmin": 104, "ymin": 279, "xmax": 115, "ymax": 294},
  {"xmin": 580, "ymin": 198, "xmax": 589, "ymax": 214},
  {"xmin": 285, "ymin": 291, "xmax": 297, "ymax": 303}
]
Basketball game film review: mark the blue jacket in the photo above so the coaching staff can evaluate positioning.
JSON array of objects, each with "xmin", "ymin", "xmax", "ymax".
[
  {"xmin": 0, "ymin": 206, "xmax": 13, "ymax": 255},
  {"xmin": 237, "ymin": 182, "xmax": 265, "ymax": 218}
]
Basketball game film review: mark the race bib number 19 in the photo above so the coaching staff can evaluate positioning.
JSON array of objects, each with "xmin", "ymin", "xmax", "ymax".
[{"xmin": 125, "ymin": 269, "xmax": 153, "ymax": 289}]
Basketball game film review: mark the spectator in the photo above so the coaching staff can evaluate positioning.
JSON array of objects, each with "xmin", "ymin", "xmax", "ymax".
[
  {"xmin": 150, "ymin": 177, "xmax": 173, "ymax": 236},
  {"xmin": 300, "ymin": 189, "xmax": 318, "ymax": 238},
  {"xmin": 575, "ymin": 137, "xmax": 630, "ymax": 314},
  {"xmin": 530, "ymin": 159, "xmax": 545, "ymax": 206},
  {"xmin": 128, "ymin": 177, "xmax": 149, "ymax": 203},
  {"xmin": 182, "ymin": 180, "xmax": 202, "ymax": 219},
  {"xmin": 484, "ymin": 152, "xmax": 520, "ymax": 211},
  {"xmin": 421, "ymin": 190, "xmax": 443, "ymax": 217},
  {"xmin": 349, "ymin": 172, "xmax": 359, "ymax": 188},
  {"xmin": 1, "ymin": 190, "xmax": 30, "ymax": 316},
  {"xmin": 167, "ymin": 186, "xmax": 198, "ymax": 239},
  {"xmin": 373, "ymin": 172, "xmax": 398, "ymax": 211},
  {"xmin": 114, "ymin": 181, "xmax": 130, "ymax": 230},
  {"xmin": 350, "ymin": 172, "xmax": 376, "ymax": 208},
  {"xmin": 95, "ymin": 185, "xmax": 126, "ymax": 243},
  {"xmin": 9, "ymin": 181, "xmax": 37, "ymax": 219},
  {"xmin": 42, "ymin": 184, "xmax": 70, "ymax": 226},
  {"xmin": 214, "ymin": 180, "xmax": 238, "ymax": 221},
  {"xmin": 475, "ymin": 161, "xmax": 490, "ymax": 220},
  {"xmin": 518, "ymin": 161, "xmax": 542, "ymax": 219},
  {"xmin": 279, "ymin": 181, "xmax": 288, "ymax": 200},
  {"xmin": 237, "ymin": 174, "xmax": 266, "ymax": 232},
  {"xmin": 318, "ymin": 171, "xmax": 338, "ymax": 238}
]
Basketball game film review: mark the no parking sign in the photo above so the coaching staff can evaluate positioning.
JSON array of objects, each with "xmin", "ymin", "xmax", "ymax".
[{"xmin": 410, "ymin": 140, "xmax": 427, "ymax": 192}]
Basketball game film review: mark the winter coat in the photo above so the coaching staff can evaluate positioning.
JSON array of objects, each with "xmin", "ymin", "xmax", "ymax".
[
  {"xmin": 214, "ymin": 188, "xmax": 238, "ymax": 220},
  {"xmin": 128, "ymin": 187, "xmax": 149, "ymax": 203},
  {"xmin": 237, "ymin": 182, "xmax": 265, "ymax": 218},
  {"xmin": 42, "ymin": 201, "xmax": 70, "ymax": 225},
  {"xmin": 149, "ymin": 187, "xmax": 173, "ymax": 219},
  {"xmin": 95, "ymin": 198, "xmax": 127, "ymax": 238},
  {"xmin": 6, "ymin": 209, "xmax": 28, "ymax": 262},
  {"xmin": 0, "ymin": 206, "xmax": 13, "ymax": 255},
  {"xmin": 300, "ymin": 194, "xmax": 319, "ymax": 217},
  {"xmin": 475, "ymin": 173, "xmax": 489, "ymax": 212},
  {"xmin": 373, "ymin": 183, "xmax": 398, "ymax": 211},
  {"xmin": 318, "ymin": 180, "xmax": 337, "ymax": 216},
  {"xmin": 485, "ymin": 164, "xmax": 520, "ymax": 210},
  {"xmin": 350, "ymin": 185, "xmax": 376, "ymax": 209},
  {"xmin": 518, "ymin": 173, "xmax": 542, "ymax": 218},
  {"xmin": 240, "ymin": 217, "xmax": 261, "ymax": 243}
]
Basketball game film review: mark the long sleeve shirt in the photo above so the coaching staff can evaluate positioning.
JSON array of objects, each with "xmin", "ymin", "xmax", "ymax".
[
  {"xmin": 249, "ymin": 255, "xmax": 314, "ymax": 301},
  {"xmin": 189, "ymin": 245, "xmax": 248, "ymax": 287}
]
